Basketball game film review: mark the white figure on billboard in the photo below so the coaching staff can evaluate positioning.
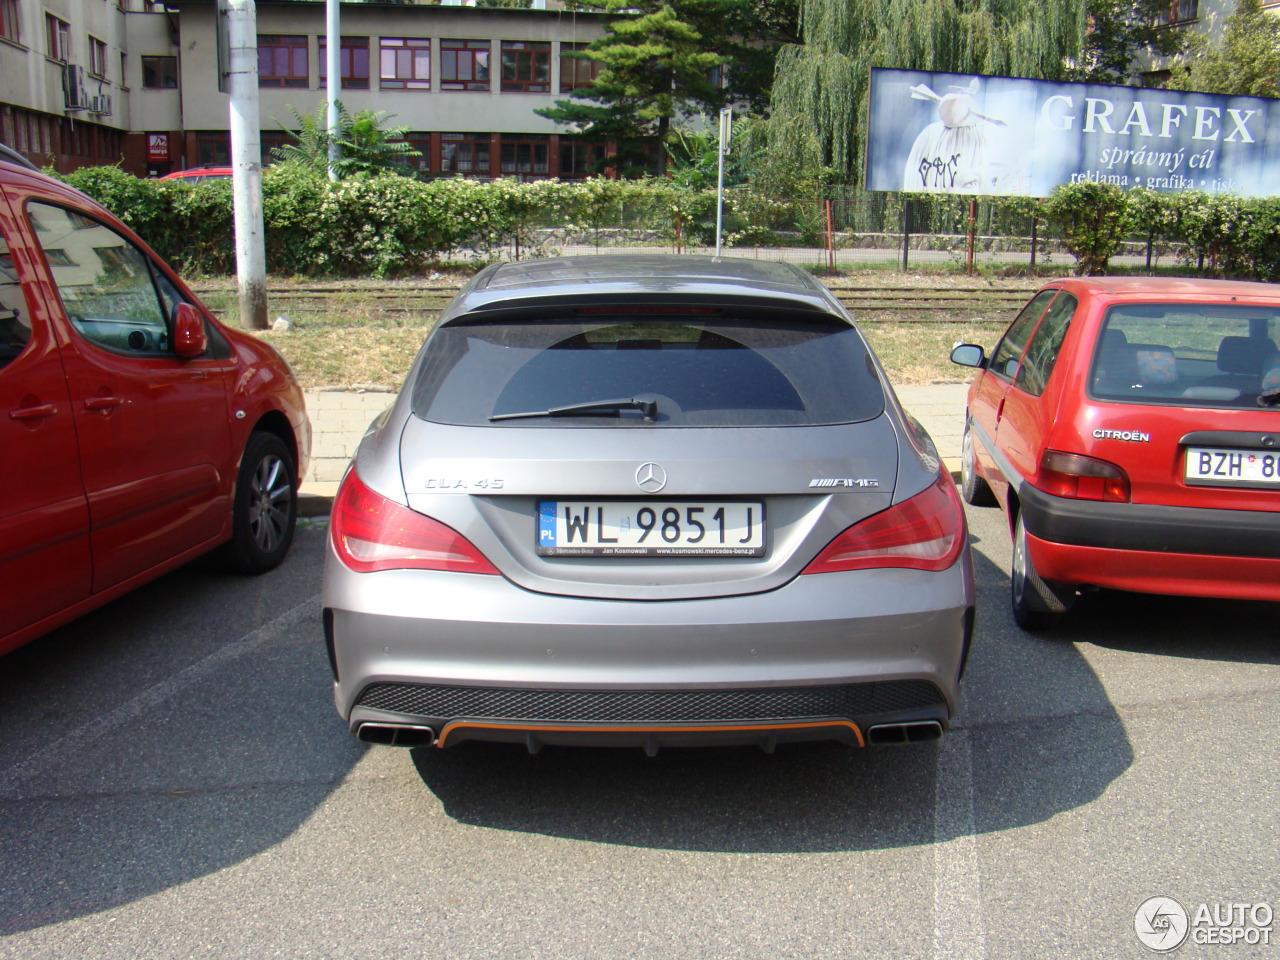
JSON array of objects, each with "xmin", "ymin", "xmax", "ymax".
[{"xmin": 903, "ymin": 79, "xmax": 1008, "ymax": 193}]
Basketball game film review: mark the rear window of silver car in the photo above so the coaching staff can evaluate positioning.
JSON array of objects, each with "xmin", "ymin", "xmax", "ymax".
[
  {"xmin": 1091, "ymin": 304, "xmax": 1280, "ymax": 409},
  {"xmin": 411, "ymin": 314, "xmax": 886, "ymax": 427}
]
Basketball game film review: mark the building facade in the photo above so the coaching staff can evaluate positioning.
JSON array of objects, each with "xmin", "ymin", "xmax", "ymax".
[{"xmin": 0, "ymin": 0, "xmax": 611, "ymax": 178}]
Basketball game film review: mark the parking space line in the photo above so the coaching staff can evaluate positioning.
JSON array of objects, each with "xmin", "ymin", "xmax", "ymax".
[
  {"xmin": 0, "ymin": 597, "xmax": 319, "ymax": 793},
  {"xmin": 933, "ymin": 728, "xmax": 987, "ymax": 960}
]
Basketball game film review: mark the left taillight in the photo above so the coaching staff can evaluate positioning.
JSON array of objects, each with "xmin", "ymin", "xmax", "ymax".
[
  {"xmin": 803, "ymin": 473, "xmax": 966, "ymax": 575},
  {"xmin": 331, "ymin": 471, "xmax": 499, "ymax": 575},
  {"xmin": 1035, "ymin": 450, "xmax": 1131, "ymax": 502}
]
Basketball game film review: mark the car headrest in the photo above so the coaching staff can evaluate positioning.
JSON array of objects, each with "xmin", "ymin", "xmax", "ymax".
[
  {"xmin": 1217, "ymin": 336, "xmax": 1278, "ymax": 375},
  {"xmin": 1131, "ymin": 343, "xmax": 1177, "ymax": 384}
]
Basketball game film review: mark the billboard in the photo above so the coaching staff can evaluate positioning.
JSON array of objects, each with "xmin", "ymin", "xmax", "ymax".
[{"xmin": 866, "ymin": 67, "xmax": 1280, "ymax": 198}]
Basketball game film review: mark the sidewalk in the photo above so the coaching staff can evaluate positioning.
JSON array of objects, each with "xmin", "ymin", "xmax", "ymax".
[{"xmin": 297, "ymin": 383, "xmax": 971, "ymax": 515}]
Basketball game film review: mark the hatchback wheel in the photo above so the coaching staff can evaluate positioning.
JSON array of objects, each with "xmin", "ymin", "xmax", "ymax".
[
  {"xmin": 223, "ymin": 431, "xmax": 297, "ymax": 574},
  {"xmin": 1010, "ymin": 512, "xmax": 1073, "ymax": 631},
  {"xmin": 960, "ymin": 424, "xmax": 996, "ymax": 506}
]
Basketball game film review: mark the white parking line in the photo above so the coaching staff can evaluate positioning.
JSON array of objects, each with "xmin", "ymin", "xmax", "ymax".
[
  {"xmin": 933, "ymin": 728, "xmax": 987, "ymax": 960},
  {"xmin": 0, "ymin": 597, "xmax": 319, "ymax": 793}
]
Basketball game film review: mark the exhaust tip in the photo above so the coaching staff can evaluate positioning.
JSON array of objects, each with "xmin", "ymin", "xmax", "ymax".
[
  {"xmin": 356, "ymin": 722, "xmax": 436, "ymax": 747},
  {"xmin": 867, "ymin": 720, "xmax": 944, "ymax": 745}
]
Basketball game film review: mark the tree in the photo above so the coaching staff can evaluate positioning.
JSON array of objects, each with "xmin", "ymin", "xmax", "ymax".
[
  {"xmin": 1166, "ymin": 0, "xmax": 1280, "ymax": 97},
  {"xmin": 760, "ymin": 0, "xmax": 1090, "ymax": 185},
  {"xmin": 538, "ymin": 0, "xmax": 782, "ymax": 177},
  {"xmin": 272, "ymin": 102, "xmax": 421, "ymax": 179},
  {"xmin": 1069, "ymin": 0, "xmax": 1186, "ymax": 83}
]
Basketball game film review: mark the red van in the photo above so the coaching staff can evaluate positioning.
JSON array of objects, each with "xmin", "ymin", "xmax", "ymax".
[
  {"xmin": 0, "ymin": 147, "xmax": 309, "ymax": 655},
  {"xmin": 952, "ymin": 277, "xmax": 1280, "ymax": 629}
]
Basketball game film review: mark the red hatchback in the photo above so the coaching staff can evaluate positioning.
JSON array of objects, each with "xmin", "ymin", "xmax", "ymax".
[
  {"xmin": 0, "ymin": 150, "xmax": 310, "ymax": 655},
  {"xmin": 951, "ymin": 277, "xmax": 1280, "ymax": 629}
]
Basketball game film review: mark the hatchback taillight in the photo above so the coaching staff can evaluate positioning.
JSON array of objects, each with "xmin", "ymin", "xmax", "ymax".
[
  {"xmin": 1036, "ymin": 450, "xmax": 1131, "ymax": 502},
  {"xmin": 331, "ymin": 472, "xmax": 499, "ymax": 575},
  {"xmin": 802, "ymin": 473, "xmax": 966, "ymax": 574}
]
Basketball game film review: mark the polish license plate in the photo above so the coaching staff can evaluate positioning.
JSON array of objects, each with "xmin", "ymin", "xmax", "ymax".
[
  {"xmin": 537, "ymin": 501, "xmax": 766, "ymax": 557},
  {"xmin": 1185, "ymin": 447, "xmax": 1280, "ymax": 486}
]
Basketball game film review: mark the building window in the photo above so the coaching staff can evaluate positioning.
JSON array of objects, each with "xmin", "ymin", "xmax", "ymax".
[
  {"xmin": 142, "ymin": 55, "xmax": 177, "ymax": 88},
  {"xmin": 196, "ymin": 132, "xmax": 229, "ymax": 166},
  {"xmin": 258, "ymin": 35, "xmax": 308, "ymax": 88},
  {"xmin": 559, "ymin": 141, "xmax": 607, "ymax": 179},
  {"xmin": 260, "ymin": 131, "xmax": 295, "ymax": 165},
  {"xmin": 1, "ymin": 0, "xmax": 21, "ymax": 44},
  {"xmin": 500, "ymin": 133, "xmax": 549, "ymax": 176},
  {"xmin": 46, "ymin": 14, "xmax": 70, "ymax": 61},
  {"xmin": 318, "ymin": 35, "xmax": 370, "ymax": 90},
  {"xmin": 559, "ymin": 42, "xmax": 599, "ymax": 93},
  {"xmin": 501, "ymin": 41, "xmax": 550, "ymax": 93},
  {"xmin": 89, "ymin": 36, "xmax": 108, "ymax": 79},
  {"xmin": 441, "ymin": 39, "xmax": 489, "ymax": 91},
  {"xmin": 440, "ymin": 132, "xmax": 490, "ymax": 175},
  {"xmin": 120, "ymin": 51, "xmax": 127, "ymax": 87},
  {"xmin": 380, "ymin": 37, "xmax": 430, "ymax": 90},
  {"xmin": 1155, "ymin": 0, "xmax": 1197, "ymax": 23}
]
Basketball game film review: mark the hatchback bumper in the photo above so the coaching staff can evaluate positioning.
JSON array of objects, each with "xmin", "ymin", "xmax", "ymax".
[{"xmin": 323, "ymin": 549, "xmax": 974, "ymax": 750}]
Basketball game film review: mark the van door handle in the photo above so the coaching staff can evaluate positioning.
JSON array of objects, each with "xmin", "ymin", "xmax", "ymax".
[
  {"xmin": 9, "ymin": 403, "xmax": 57, "ymax": 421},
  {"xmin": 84, "ymin": 396, "xmax": 125, "ymax": 411}
]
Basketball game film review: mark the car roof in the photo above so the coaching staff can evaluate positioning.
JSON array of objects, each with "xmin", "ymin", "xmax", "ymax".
[
  {"xmin": 1048, "ymin": 276, "xmax": 1280, "ymax": 303},
  {"xmin": 441, "ymin": 255, "xmax": 845, "ymax": 324}
]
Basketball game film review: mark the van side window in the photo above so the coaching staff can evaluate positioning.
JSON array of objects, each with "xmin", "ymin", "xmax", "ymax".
[
  {"xmin": 27, "ymin": 202, "xmax": 172, "ymax": 356},
  {"xmin": 988, "ymin": 290, "xmax": 1056, "ymax": 381},
  {"xmin": 0, "ymin": 233, "xmax": 32, "ymax": 371},
  {"xmin": 1016, "ymin": 292, "xmax": 1078, "ymax": 396}
]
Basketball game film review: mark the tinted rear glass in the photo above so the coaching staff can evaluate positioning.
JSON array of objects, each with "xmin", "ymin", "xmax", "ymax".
[
  {"xmin": 411, "ymin": 314, "xmax": 885, "ymax": 427},
  {"xmin": 1091, "ymin": 304, "xmax": 1280, "ymax": 408}
]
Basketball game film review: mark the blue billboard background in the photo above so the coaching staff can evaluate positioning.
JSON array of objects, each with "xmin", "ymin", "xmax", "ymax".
[{"xmin": 866, "ymin": 67, "xmax": 1280, "ymax": 197}]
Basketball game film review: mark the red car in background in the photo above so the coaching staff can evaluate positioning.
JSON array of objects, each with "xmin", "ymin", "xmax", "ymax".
[
  {"xmin": 160, "ymin": 166, "xmax": 234, "ymax": 182},
  {"xmin": 951, "ymin": 277, "xmax": 1280, "ymax": 630},
  {"xmin": 0, "ymin": 146, "xmax": 309, "ymax": 655}
]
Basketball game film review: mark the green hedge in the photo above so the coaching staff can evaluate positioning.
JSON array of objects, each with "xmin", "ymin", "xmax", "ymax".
[{"xmin": 57, "ymin": 163, "xmax": 1280, "ymax": 280}]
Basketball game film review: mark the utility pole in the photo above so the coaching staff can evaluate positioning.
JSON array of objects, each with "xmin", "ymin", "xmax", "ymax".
[
  {"xmin": 714, "ymin": 107, "xmax": 731, "ymax": 257},
  {"xmin": 326, "ymin": 0, "xmax": 340, "ymax": 181},
  {"xmin": 224, "ymin": 0, "xmax": 268, "ymax": 330}
]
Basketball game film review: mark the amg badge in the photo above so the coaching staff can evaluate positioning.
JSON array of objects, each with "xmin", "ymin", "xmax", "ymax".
[{"xmin": 809, "ymin": 478, "xmax": 880, "ymax": 488}]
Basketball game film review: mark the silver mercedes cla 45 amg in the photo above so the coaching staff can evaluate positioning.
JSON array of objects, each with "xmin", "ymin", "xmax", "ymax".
[{"xmin": 322, "ymin": 256, "xmax": 974, "ymax": 753}]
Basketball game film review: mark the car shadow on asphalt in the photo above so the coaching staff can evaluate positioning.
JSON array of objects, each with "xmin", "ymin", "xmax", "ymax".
[
  {"xmin": 410, "ymin": 525, "xmax": 1136, "ymax": 854},
  {"xmin": 0, "ymin": 528, "xmax": 365, "ymax": 938}
]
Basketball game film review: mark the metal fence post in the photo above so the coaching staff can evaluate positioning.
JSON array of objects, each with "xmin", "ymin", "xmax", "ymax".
[{"xmin": 901, "ymin": 197, "xmax": 911, "ymax": 271}]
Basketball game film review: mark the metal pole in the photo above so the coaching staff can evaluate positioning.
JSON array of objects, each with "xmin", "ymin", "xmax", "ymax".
[
  {"xmin": 714, "ymin": 107, "xmax": 730, "ymax": 256},
  {"xmin": 226, "ymin": 0, "xmax": 268, "ymax": 330},
  {"xmin": 326, "ymin": 0, "xmax": 340, "ymax": 181}
]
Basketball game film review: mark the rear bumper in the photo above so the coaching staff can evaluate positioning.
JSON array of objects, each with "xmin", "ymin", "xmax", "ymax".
[
  {"xmin": 1020, "ymin": 485, "xmax": 1280, "ymax": 601},
  {"xmin": 323, "ymin": 550, "xmax": 974, "ymax": 749}
]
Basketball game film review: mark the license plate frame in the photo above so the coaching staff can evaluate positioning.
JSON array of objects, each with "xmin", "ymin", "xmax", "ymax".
[
  {"xmin": 1184, "ymin": 446, "xmax": 1280, "ymax": 487},
  {"xmin": 536, "ymin": 500, "xmax": 766, "ymax": 557}
]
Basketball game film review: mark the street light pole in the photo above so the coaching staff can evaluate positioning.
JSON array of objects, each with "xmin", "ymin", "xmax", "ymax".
[
  {"xmin": 225, "ymin": 0, "xmax": 267, "ymax": 330},
  {"xmin": 326, "ymin": 0, "xmax": 340, "ymax": 181},
  {"xmin": 714, "ymin": 107, "xmax": 731, "ymax": 257}
]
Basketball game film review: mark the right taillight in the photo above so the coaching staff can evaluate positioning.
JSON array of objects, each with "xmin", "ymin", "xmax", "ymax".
[
  {"xmin": 1036, "ymin": 450, "xmax": 1131, "ymax": 502},
  {"xmin": 331, "ymin": 471, "xmax": 499, "ymax": 575},
  {"xmin": 803, "ymin": 472, "xmax": 966, "ymax": 574}
]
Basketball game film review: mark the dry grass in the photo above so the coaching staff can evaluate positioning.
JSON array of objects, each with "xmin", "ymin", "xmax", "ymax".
[{"xmin": 192, "ymin": 273, "xmax": 1027, "ymax": 390}]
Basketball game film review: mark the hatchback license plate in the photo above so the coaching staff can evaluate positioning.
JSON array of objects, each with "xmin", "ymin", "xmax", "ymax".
[
  {"xmin": 537, "ymin": 501, "xmax": 766, "ymax": 557},
  {"xmin": 1185, "ymin": 447, "xmax": 1280, "ymax": 486}
]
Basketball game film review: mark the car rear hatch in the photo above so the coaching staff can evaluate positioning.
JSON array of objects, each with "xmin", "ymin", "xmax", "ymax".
[
  {"xmin": 393, "ymin": 300, "xmax": 911, "ymax": 600},
  {"xmin": 1077, "ymin": 300, "xmax": 1280, "ymax": 514}
]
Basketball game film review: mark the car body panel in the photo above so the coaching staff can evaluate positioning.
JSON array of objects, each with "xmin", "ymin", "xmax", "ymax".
[
  {"xmin": 961, "ymin": 276, "xmax": 1280, "ymax": 606},
  {"xmin": 325, "ymin": 255, "xmax": 974, "ymax": 750},
  {"xmin": 0, "ymin": 157, "xmax": 309, "ymax": 655}
]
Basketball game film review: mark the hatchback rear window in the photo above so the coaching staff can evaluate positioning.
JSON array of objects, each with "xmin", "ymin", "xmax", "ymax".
[
  {"xmin": 411, "ymin": 313, "xmax": 885, "ymax": 427},
  {"xmin": 1091, "ymin": 304, "xmax": 1280, "ymax": 409}
]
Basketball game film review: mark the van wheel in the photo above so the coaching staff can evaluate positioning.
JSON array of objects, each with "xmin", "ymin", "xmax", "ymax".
[
  {"xmin": 223, "ymin": 431, "xmax": 297, "ymax": 574},
  {"xmin": 1011, "ymin": 512, "xmax": 1073, "ymax": 631},
  {"xmin": 960, "ymin": 424, "xmax": 996, "ymax": 506}
]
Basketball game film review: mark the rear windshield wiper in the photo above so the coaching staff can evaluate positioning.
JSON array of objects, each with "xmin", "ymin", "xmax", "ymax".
[{"xmin": 490, "ymin": 397, "xmax": 658, "ymax": 422}]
